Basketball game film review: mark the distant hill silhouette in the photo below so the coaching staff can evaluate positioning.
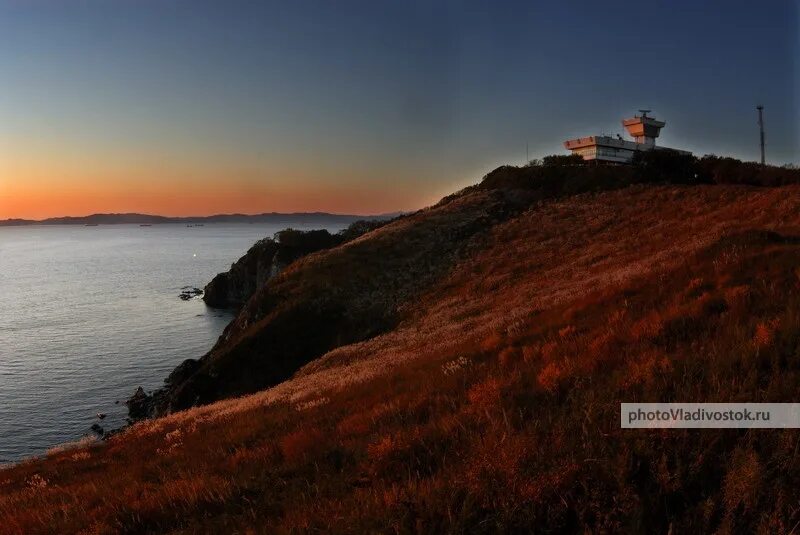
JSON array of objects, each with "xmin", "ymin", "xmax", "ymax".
[{"xmin": 0, "ymin": 212, "xmax": 397, "ymax": 227}]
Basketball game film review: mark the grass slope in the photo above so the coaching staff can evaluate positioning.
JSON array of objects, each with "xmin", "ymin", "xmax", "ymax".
[{"xmin": 1, "ymin": 182, "xmax": 799, "ymax": 534}]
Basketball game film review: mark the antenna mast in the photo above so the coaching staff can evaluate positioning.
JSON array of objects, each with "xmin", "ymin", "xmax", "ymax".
[{"xmin": 756, "ymin": 105, "xmax": 765, "ymax": 165}]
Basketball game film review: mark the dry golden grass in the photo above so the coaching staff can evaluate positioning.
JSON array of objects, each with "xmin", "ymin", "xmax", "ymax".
[{"xmin": 1, "ymin": 184, "xmax": 799, "ymax": 533}]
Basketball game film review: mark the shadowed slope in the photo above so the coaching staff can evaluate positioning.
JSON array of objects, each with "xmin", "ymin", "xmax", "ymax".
[{"xmin": 148, "ymin": 188, "xmax": 534, "ymax": 414}]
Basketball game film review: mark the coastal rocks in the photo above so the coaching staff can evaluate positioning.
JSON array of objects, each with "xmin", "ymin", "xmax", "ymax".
[
  {"xmin": 125, "ymin": 360, "xmax": 207, "ymax": 420},
  {"xmin": 203, "ymin": 229, "xmax": 342, "ymax": 309},
  {"xmin": 90, "ymin": 423, "xmax": 104, "ymax": 436},
  {"xmin": 136, "ymin": 221, "xmax": 393, "ymax": 419},
  {"xmin": 165, "ymin": 358, "xmax": 201, "ymax": 386},
  {"xmin": 179, "ymin": 287, "xmax": 204, "ymax": 300},
  {"xmin": 202, "ymin": 273, "xmax": 233, "ymax": 308},
  {"xmin": 126, "ymin": 387, "xmax": 153, "ymax": 420},
  {"xmin": 139, "ymin": 197, "xmax": 529, "ymax": 417},
  {"xmin": 202, "ymin": 237, "xmax": 280, "ymax": 308}
]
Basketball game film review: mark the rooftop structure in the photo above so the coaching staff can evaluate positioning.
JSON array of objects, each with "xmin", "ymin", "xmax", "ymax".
[{"xmin": 564, "ymin": 111, "xmax": 690, "ymax": 163}]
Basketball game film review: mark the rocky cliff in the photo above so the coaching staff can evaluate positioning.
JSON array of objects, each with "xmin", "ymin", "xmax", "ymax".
[
  {"xmin": 132, "ymin": 188, "xmax": 533, "ymax": 418},
  {"xmin": 203, "ymin": 229, "xmax": 341, "ymax": 309}
]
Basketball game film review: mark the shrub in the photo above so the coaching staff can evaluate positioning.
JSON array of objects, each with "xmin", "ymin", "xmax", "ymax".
[
  {"xmin": 536, "ymin": 362, "xmax": 563, "ymax": 392},
  {"xmin": 753, "ymin": 320, "xmax": 777, "ymax": 349},
  {"xmin": 629, "ymin": 310, "xmax": 664, "ymax": 341},
  {"xmin": 367, "ymin": 435, "xmax": 398, "ymax": 463},
  {"xmin": 521, "ymin": 344, "xmax": 539, "ymax": 363},
  {"xmin": 632, "ymin": 149, "xmax": 706, "ymax": 184},
  {"xmin": 480, "ymin": 332, "xmax": 504, "ymax": 353},
  {"xmin": 541, "ymin": 154, "xmax": 585, "ymax": 167},
  {"xmin": 273, "ymin": 228, "xmax": 340, "ymax": 250},
  {"xmin": 697, "ymin": 155, "xmax": 800, "ymax": 186},
  {"xmin": 467, "ymin": 377, "xmax": 502, "ymax": 412},
  {"xmin": 279, "ymin": 428, "xmax": 326, "ymax": 463},
  {"xmin": 478, "ymin": 152, "xmax": 800, "ymax": 195},
  {"xmin": 337, "ymin": 219, "xmax": 391, "ymax": 242},
  {"xmin": 498, "ymin": 346, "xmax": 520, "ymax": 368}
]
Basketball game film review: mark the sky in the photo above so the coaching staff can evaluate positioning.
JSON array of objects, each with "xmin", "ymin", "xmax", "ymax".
[{"xmin": 0, "ymin": 0, "xmax": 797, "ymax": 219}]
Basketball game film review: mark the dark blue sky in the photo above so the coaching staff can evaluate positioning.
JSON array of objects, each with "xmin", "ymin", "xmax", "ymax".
[{"xmin": 1, "ymin": 0, "xmax": 797, "ymax": 217}]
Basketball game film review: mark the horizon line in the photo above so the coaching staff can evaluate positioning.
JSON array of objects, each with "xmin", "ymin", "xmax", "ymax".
[{"xmin": 0, "ymin": 209, "xmax": 404, "ymax": 223}]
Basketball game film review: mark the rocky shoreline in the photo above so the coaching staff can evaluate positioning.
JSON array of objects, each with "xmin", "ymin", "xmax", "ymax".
[
  {"xmin": 124, "ymin": 189, "xmax": 530, "ymax": 420},
  {"xmin": 126, "ymin": 222, "xmax": 389, "ymax": 421},
  {"xmin": 202, "ymin": 228, "xmax": 341, "ymax": 309}
]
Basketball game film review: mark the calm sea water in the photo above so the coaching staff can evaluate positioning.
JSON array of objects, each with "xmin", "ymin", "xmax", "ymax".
[{"xmin": 0, "ymin": 222, "xmax": 343, "ymax": 462}]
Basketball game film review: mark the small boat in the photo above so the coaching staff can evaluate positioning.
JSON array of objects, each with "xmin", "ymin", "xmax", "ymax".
[{"xmin": 139, "ymin": 224, "xmax": 152, "ymax": 227}]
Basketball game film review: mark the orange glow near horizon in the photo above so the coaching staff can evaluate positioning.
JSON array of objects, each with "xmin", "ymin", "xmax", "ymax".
[
  {"xmin": 0, "ymin": 141, "xmax": 454, "ymax": 220},
  {"xmin": 0, "ymin": 128, "xmax": 476, "ymax": 220},
  {"xmin": 0, "ymin": 154, "xmax": 446, "ymax": 220},
  {"xmin": 1, "ymin": 180, "xmax": 429, "ymax": 220}
]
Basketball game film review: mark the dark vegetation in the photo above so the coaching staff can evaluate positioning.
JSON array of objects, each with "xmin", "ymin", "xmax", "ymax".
[
  {"xmin": 695, "ymin": 155, "xmax": 800, "ymax": 186},
  {"xmin": 204, "ymin": 222, "xmax": 391, "ymax": 309},
  {"xmin": 2, "ymin": 159, "xmax": 799, "ymax": 534},
  {"xmin": 633, "ymin": 150, "xmax": 800, "ymax": 186},
  {"xmin": 473, "ymin": 151, "xmax": 800, "ymax": 195}
]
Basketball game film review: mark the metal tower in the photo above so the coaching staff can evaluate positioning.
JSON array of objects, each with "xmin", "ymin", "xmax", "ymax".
[{"xmin": 757, "ymin": 105, "xmax": 765, "ymax": 165}]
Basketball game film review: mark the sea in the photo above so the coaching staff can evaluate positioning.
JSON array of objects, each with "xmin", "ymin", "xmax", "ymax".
[{"xmin": 0, "ymin": 222, "xmax": 344, "ymax": 462}]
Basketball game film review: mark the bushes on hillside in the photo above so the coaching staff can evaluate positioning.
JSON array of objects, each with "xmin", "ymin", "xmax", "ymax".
[
  {"xmin": 202, "ymin": 224, "xmax": 390, "ymax": 310},
  {"xmin": 478, "ymin": 163, "xmax": 637, "ymax": 194},
  {"xmin": 697, "ymin": 155, "xmax": 800, "ymax": 186},
  {"xmin": 640, "ymin": 151, "xmax": 800, "ymax": 186},
  {"xmin": 631, "ymin": 149, "xmax": 706, "ymax": 184},
  {"xmin": 540, "ymin": 154, "xmax": 585, "ymax": 167},
  {"xmin": 337, "ymin": 219, "xmax": 390, "ymax": 242},
  {"xmin": 273, "ymin": 228, "xmax": 340, "ymax": 250},
  {"xmin": 480, "ymin": 151, "xmax": 800, "ymax": 195},
  {"xmin": 271, "ymin": 219, "xmax": 390, "ymax": 252},
  {"xmin": 526, "ymin": 154, "xmax": 587, "ymax": 167},
  {"xmin": 272, "ymin": 217, "xmax": 391, "ymax": 248}
]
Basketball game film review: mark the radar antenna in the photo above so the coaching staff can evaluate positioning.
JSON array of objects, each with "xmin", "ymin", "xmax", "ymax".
[{"xmin": 638, "ymin": 109, "xmax": 651, "ymax": 118}]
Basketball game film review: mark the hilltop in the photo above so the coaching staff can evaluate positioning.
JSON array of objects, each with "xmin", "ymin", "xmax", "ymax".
[{"xmin": 2, "ymin": 155, "xmax": 800, "ymax": 533}]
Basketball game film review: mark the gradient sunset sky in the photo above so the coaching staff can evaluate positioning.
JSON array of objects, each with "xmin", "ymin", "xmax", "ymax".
[{"xmin": 1, "ymin": 1, "xmax": 797, "ymax": 219}]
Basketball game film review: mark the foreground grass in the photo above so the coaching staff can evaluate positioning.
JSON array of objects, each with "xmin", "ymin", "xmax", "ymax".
[{"xmin": 1, "ymin": 185, "xmax": 799, "ymax": 534}]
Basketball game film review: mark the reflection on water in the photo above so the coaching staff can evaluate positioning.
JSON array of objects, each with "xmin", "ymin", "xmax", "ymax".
[{"xmin": 0, "ymin": 222, "xmax": 342, "ymax": 461}]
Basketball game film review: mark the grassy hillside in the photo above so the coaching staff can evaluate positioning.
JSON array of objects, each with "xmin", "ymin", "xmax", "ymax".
[
  {"xmin": 143, "ymin": 187, "xmax": 535, "ymax": 415},
  {"xmin": 2, "ymin": 166, "xmax": 800, "ymax": 533},
  {"xmin": 146, "ymin": 153, "xmax": 800, "ymax": 417}
]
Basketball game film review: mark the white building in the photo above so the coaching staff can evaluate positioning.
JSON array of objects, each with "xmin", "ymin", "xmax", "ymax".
[{"xmin": 564, "ymin": 111, "xmax": 690, "ymax": 163}]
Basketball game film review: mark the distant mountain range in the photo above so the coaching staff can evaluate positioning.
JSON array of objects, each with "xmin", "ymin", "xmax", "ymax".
[{"xmin": 0, "ymin": 212, "xmax": 398, "ymax": 227}]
